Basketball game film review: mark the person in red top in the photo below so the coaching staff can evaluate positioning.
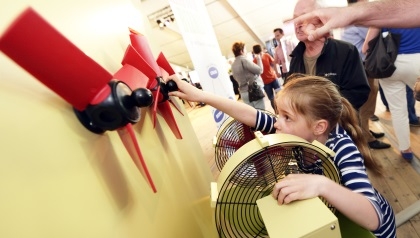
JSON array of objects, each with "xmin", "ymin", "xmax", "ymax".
[{"xmin": 253, "ymin": 44, "xmax": 281, "ymax": 113}]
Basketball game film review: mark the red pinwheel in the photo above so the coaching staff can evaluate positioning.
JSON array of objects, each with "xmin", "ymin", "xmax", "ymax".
[
  {"xmin": 121, "ymin": 28, "xmax": 183, "ymax": 139},
  {"xmin": 0, "ymin": 8, "xmax": 157, "ymax": 193}
]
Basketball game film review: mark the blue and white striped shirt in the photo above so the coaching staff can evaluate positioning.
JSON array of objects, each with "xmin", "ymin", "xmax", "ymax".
[{"xmin": 254, "ymin": 111, "xmax": 396, "ymax": 238}]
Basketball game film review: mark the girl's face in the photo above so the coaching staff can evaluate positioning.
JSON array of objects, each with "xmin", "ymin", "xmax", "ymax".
[{"xmin": 273, "ymin": 97, "xmax": 316, "ymax": 142}]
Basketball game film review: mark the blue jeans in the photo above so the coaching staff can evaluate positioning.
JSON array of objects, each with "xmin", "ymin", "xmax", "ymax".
[
  {"xmin": 380, "ymin": 84, "xmax": 418, "ymax": 123},
  {"xmin": 263, "ymin": 79, "xmax": 281, "ymax": 101}
]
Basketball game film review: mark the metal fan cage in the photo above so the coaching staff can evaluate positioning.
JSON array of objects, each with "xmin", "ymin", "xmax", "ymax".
[
  {"xmin": 214, "ymin": 112, "xmax": 275, "ymax": 171},
  {"xmin": 215, "ymin": 142, "xmax": 340, "ymax": 238},
  {"xmin": 214, "ymin": 119, "xmax": 255, "ymax": 171}
]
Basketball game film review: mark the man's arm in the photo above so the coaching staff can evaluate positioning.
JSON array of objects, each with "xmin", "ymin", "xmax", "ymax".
[
  {"xmin": 362, "ymin": 27, "xmax": 380, "ymax": 55},
  {"xmin": 294, "ymin": 0, "xmax": 420, "ymax": 41}
]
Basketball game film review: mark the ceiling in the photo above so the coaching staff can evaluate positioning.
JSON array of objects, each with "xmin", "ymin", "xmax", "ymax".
[{"xmin": 139, "ymin": 0, "xmax": 301, "ymax": 71}]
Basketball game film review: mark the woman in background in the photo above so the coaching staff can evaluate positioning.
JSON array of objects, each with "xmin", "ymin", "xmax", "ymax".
[{"xmin": 230, "ymin": 41, "xmax": 265, "ymax": 110}]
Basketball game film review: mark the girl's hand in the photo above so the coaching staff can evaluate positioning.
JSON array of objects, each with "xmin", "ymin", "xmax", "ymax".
[
  {"xmin": 271, "ymin": 174, "xmax": 327, "ymax": 205},
  {"xmin": 166, "ymin": 74, "xmax": 206, "ymax": 103}
]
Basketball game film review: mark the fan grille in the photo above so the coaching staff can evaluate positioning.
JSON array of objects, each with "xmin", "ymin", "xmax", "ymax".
[
  {"xmin": 215, "ymin": 141, "xmax": 340, "ymax": 238},
  {"xmin": 215, "ymin": 119, "xmax": 255, "ymax": 171},
  {"xmin": 214, "ymin": 112, "xmax": 275, "ymax": 171}
]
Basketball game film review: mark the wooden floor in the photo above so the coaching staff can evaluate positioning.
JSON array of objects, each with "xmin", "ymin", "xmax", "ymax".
[{"xmin": 185, "ymin": 95, "xmax": 420, "ymax": 237}]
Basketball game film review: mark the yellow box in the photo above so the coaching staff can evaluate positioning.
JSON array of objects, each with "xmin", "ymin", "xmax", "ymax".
[{"xmin": 256, "ymin": 196, "xmax": 341, "ymax": 238}]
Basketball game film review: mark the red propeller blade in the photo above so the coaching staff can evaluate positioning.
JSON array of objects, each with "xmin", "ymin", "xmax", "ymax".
[
  {"xmin": 0, "ymin": 8, "xmax": 111, "ymax": 111},
  {"xmin": 157, "ymin": 102, "xmax": 182, "ymax": 139},
  {"xmin": 156, "ymin": 52, "xmax": 175, "ymax": 75},
  {"xmin": 122, "ymin": 45, "xmax": 161, "ymax": 127},
  {"xmin": 122, "ymin": 40, "xmax": 162, "ymax": 127},
  {"xmin": 125, "ymin": 29, "xmax": 183, "ymax": 139},
  {"xmin": 128, "ymin": 28, "xmax": 161, "ymax": 78},
  {"xmin": 128, "ymin": 29, "xmax": 163, "ymax": 105},
  {"xmin": 113, "ymin": 63, "xmax": 149, "ymax": 90},
  {"xmin": 121, "ymin": 45, "xmax": 156, "ymax": 87},
  {"xmin": 118, "ymin": 124, "xmax": 157, "ymax": 193},
  {"xmin": 151, "ymin": 86, "xmax": 161, "ymax": 128}
]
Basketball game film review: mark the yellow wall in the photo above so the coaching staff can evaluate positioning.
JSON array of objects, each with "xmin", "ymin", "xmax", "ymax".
[{"xmin": 0, "ymin": 1, "xmax": 217, "ymax": 237}]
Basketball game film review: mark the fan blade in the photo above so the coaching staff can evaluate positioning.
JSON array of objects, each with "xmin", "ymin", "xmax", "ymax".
[
  {"xmin": 151, "ymin": 85, "xmax": 161, "ymax": 128},
  {"xmin": 156, "ymin": 52, "xmax": 175, "ymax": 75},
  {"xmin": 128, "ymin": 28, "xmax": 161, "ymax": 78},
  {"xmin": 118, "ymin": 124, "xmax": 157, "ymax": 193},
  {"xmin": 0, "ymin": 8, "xmax": 111, "ymax": 111},
  {"xmin": 121, "ymin": 45, "xmax": 156, "ymax": 87},
  {"xmin": 128, "ymin": 29, "xmax": 163, "ymax": 90},
  {"xmin": 167, "ymin": 97, "xmax": 184, "ymax": 116},
  {"xmin": 242, "ymin": 125, "xmax": 256, "ymax": 142},
  {"xmin": 157, "ymin": 102, "xmax": 183, "ymax": 139},
  {"xmin": 113, "ymin": 63, "xmax": 149, "ymax": 90}
]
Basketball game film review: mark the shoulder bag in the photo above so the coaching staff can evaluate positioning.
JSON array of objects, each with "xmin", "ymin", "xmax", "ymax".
[
  {"xmin": 241, "ymin": 60, "xmax": 265, "ymax": 102},
  {"xmin": 364, "ymin": 30, "xmax": 401, "ymax": 78}
]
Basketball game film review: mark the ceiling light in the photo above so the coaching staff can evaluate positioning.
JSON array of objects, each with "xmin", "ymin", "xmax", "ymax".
[
  {"xmin": 164, "ymin": 19, "xmax": 171, "ymax": 26},
  {"xmin": 156, "ymin": 19, "xmax": 164, "ymax": 28}
]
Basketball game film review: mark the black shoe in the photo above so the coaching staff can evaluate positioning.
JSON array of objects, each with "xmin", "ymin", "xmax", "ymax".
[
  {"xmin": 370, "ymin": 130, "xmax": 384, "ymax": 139},
  {"xmin": 368, "ymin": 140, "xmax": 391, "ymax": 149},
  {"xmin": 370, "ymin": 115, "xmax": 379, "ymax": 121}
]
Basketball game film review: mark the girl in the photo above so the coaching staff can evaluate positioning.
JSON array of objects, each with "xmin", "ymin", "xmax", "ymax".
[{"xmin": 167, "ymin": 74, "xmax": 396, "ymax": 238}]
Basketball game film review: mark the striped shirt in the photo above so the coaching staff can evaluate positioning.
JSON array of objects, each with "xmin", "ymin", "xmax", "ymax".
[{"xmin": 254, "ymin": 111, "xmax": 396, "ymax": 238}]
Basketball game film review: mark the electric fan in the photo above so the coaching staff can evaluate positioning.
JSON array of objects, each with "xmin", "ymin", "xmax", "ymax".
[
  {"xmin": 210, "ymin": 132, "xmax": 341, "ymax": 238},
  {"xmin": 213, "ymin": 111, "xmax": 276, "ymax": 171}
]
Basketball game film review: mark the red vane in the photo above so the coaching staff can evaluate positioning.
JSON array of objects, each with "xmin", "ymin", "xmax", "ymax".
[
  {"xmin": 122, "ymin": 45, "xmax": 156, "ymax": 87},
  {"xmin": 156, "ymin": 52, "xmax": 176, "ymax": 75},
  {"xmin": 129, "ymin": 31, "xmax": 161, "ymax": 77},
  {"xmin": 157, "ymin": 102, "xmax": 182, "ymax": 139},
  {"xmin": 113, "ymin": 64, "xmax": 149, "ymax": 90},
  {"xmin": 0, "ymin": 8, "xmax": 111, "ymax": 111},
  {"xmin": 124, "ymin": 29, "xmax": 183, "ymax": 140},
  {"xmin": 118, "ymin": 124, "xmax": 157, "ymax": 193}
]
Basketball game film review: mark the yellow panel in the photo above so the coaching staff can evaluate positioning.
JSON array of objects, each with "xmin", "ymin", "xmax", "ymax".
[
  {"xmin": 0, "ymin": 2, "xmax": 217, "ymax": 238},
  {"xmin": 257, "ymin": 196, "xmax": 341, "ymax": 238}
]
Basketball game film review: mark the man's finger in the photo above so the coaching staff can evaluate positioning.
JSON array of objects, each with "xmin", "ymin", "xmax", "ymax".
[
  {"xmin": 292, "ymin": 12, "xmax": 316, "ymax": 26},
  {"xmin": 307, "ymin": 25, "xmax": 330, "ymax": 41}
]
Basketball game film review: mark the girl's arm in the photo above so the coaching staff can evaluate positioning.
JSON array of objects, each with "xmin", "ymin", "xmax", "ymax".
[
  {"xmin": 272, "ymin": 174, "xmax": 379, "ymax": 231},
  {"xmin": 166, "ymin": 74, "xmax": 258, "ymax": 127},
  {"xmin": 318, "ymin": 177, "xmax": 379, "ymax": 231}
]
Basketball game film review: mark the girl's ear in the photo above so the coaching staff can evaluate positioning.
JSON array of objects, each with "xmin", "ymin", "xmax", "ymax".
[{"xmin": 313, "ymin": 119, "xmax": 328, "ymax": 136}]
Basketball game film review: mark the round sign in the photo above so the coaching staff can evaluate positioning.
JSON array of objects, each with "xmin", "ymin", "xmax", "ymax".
[
  {"xmin": 213, "ymin": 109, "xmax": 225, "ymax": 123},
  {"xmin": 208, "ymin": 66, "xmax": 219, "ymax": 79}
]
